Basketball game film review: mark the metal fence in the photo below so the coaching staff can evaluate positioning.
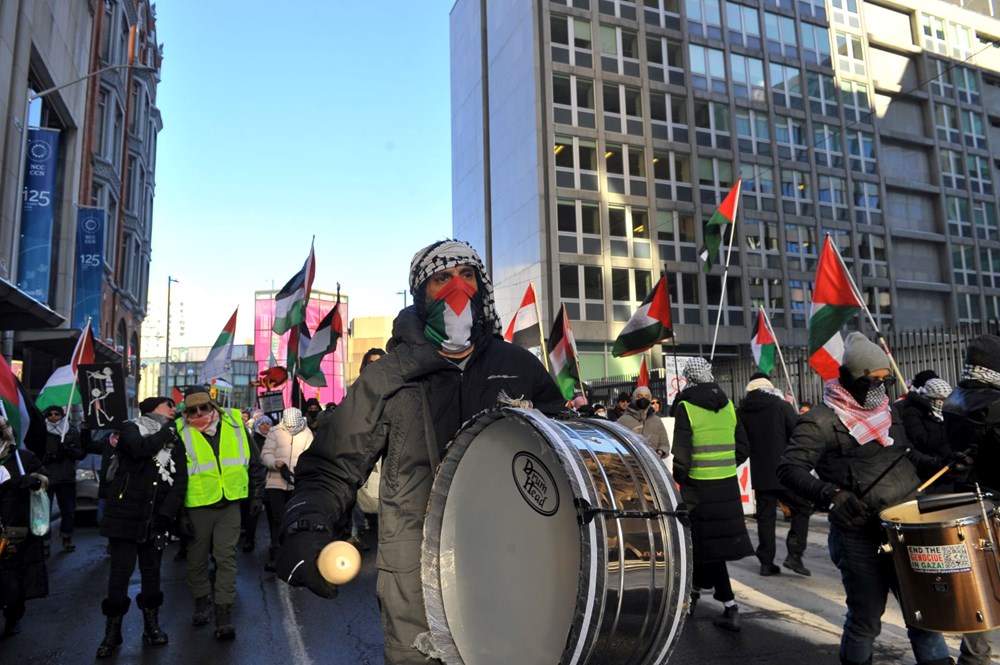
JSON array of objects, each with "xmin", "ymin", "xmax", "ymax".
[{"xmin": 584, "ymin": 320, "xmax": 1000, "ymax": 409}]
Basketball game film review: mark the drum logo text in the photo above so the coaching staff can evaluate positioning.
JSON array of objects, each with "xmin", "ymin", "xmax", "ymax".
[
  {"xmin": 906, "ymin": 545, "xmax": 972, "ymax": 574},
  {"xmin": 512, "ymin": 452, "xmax": 560, "ymax": 516}
]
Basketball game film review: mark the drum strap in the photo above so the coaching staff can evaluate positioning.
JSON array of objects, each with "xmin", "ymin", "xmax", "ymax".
[{"xmin": 419, "ymin": 382, "xmax": 442, "ymax": 471}]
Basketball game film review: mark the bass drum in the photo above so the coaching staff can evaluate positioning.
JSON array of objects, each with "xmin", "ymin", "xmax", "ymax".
[{"xmin": 422, "ymin": 408, "xmax": 691, "ymax": 665}]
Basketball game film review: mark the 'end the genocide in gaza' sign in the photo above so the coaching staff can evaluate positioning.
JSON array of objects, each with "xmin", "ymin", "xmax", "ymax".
[{"xmin": 907, "ymin": 544, "xmax": 972, "ymax": 574}]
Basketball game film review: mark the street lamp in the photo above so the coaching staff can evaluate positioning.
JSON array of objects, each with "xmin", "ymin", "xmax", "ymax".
[
  {"xmin": 396, "ymin": 290, "xmax": 408, "ymax": 308},
  {"xmin": 164, "ymin": 276, "xmax": 179, "ymax": 394}
]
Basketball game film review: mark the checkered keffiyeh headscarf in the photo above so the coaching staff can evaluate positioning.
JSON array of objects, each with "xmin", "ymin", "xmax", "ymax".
[
  {"xmin": 408, "ymin": 239, "xmax": 502, "ymax": 336},
  {"xmin": 823, "ymin": 379, "xmax": 894, "ymax": 447},
  {"xmin": 683, "ymin": 357, "xmax": 714, "ymax": 384}
]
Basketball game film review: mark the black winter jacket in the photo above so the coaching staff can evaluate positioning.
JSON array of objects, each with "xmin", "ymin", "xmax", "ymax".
[
  {"xmin": 0, "ymin": 449, "xmax": 49, "ymax": 601},
  {"xmin": 942, "ymin": 380, "xmax": 1000, "ymax": 492},
  {"xmin": 100, "ymin": 416, "xmax": 188, "ymax": 541},
  {"xmin": 42, "ymin": 425, "xmax": 84, "ymax": 485},
  {"xmin": 738, "ymin": 389, "xmax": 799, "ymax": 492}
]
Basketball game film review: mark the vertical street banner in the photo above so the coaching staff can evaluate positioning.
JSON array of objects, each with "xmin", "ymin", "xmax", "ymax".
[
  {"xmin": 72, "ymin": 207, "xmax": 105, "ymax": 329},
  {"xmin": 77, "ymin": 363, "xmax": 128, "ymax": 429},
  {"xmin": 16, "ymin": 128, "xmax": 61, "ymax": 304}
]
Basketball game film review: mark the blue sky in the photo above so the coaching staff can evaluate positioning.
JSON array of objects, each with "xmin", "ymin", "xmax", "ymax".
[{"xmin": 149, "ymin": 1, "xmax": 456, "ymax": 344}]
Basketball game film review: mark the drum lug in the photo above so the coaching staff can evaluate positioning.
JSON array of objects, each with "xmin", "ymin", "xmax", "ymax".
[
  {"xmin": 913, "ymin": 610, "xmax": 922, "ymax": 623},
  {"xmin": 878, "ymin": 543, "xmax": 893, "ymax": 554},
  {"xmin": 958, "ymin": 526, "xmax": 965, "ymax": 542},
  {"xmin": 979, "ymin": 539, "xmax": 995, "ymax": 552},
  {"xmin": 978, "ymin": 611, "xmax": 985, "ymax": 623}
]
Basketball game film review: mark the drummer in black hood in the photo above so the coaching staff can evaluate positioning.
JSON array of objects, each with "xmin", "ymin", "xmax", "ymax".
[
  {"xmin": 275, "ymin": 239, "xmax": 564, "ymax": 665},
  {"xmin": 778, "ymin": 333, "xmax": 953, "ymax": 665}
]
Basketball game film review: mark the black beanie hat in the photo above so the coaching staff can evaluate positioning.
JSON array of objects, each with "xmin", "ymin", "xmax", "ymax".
[
  {"xmin": 965, "ymin": 335, "xmax": 1000, "ymax": 373},
  {"xmin": 911, "ymin": 369, "xmax": 939, "ymax": 389},
  {"xmin": 139, "ymin": 396, "xmax": 173, "ymax": 415}
]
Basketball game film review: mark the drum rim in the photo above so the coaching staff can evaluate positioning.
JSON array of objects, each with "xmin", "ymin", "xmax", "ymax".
[{"xmin": 880, "ymin": 498, "xmax": 997, "ymax": 528}]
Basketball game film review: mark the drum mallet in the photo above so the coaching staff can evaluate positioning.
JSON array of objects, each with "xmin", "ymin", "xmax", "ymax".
[
  {"xmin": 317, "ymin": 541, "xmax": 362, "ymax": 585},
  {"xmin": 916, "ymin": 465, "xmax": 952, "ymax": 493}
]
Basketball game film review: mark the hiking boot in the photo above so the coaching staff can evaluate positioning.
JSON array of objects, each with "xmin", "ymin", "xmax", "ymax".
[
  {"xmin": 62, "ymin": 536, "xmax": 75, "ymax": 553},
  {"xmin": 759, "ymin": 563, "xmax": 781, "ymax": 576},
  {"xmin": 783, "ymin": 554, "xmax": 812, "ymax": 577},
  {"xmin": 191, "ymin": 595, "xmax": 213, "ymax": 626},
  {"xmin": 712, "ymin": 605, "xmax": 741, "ymax": 632},
  {"xmin": 137, "ymin": 593, "xmax": 168, "ymax": 647},
  {"xmin": 214, "ymin": 603, "xmax": 235, "ymax": 640}
]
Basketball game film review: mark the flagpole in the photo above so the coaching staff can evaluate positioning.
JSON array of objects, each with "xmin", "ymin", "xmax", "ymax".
[
  {"xmin": 61, "ymin": 318, "xmax": 91, "ymax": 442},
  {"xmin": 709, "ymin": 189, "xmax": 741, "ymax": 362},
  {"xmin": 531, "ymin": 283, "xmax": 549, "ymax": 372},
  {"xmin": 828, "ymin": 235, "xmax": 908, "ymax": 387},
  {"xmin": 761, "ymin": 307, "xmax": 798, "ymax": 410}
]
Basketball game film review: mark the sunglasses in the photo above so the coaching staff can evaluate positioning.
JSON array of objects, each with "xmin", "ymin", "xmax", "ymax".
[
  {"xmin": 651, "ymin": 401, "xmax": 660, "ymax": 405},
  {"xmin": 185, "ymin": 404, "xmax": 214, "ymax": 416}
]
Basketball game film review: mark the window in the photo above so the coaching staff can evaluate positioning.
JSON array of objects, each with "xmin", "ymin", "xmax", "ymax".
[
  {"xmin": 981, "ymin": 247, "xmax": 1000, "ymax": 288},
  {"xmin": 798, "ymin": 0, "xmax": 826, "ymax": 21},
  {"xmin": 646, "ymin": 36, "xmax": 685, "ymax": 86},
  {"xmin": 551, "ymin": 15, "xmax": 593, "ymax": 68},
  {"xmin": 922, "ymin": 14, "xmax": 948, "ymax": 54},
  {"xmin": 952, "ymin": 245, "xmax": 978, "ymax": 287},
  {"xmin": 962, "ymin": 111, "xmax": 986, "ymax": 150},
  {"xmin": 829, "ymin": 0, "xmax": 860, "ymax": 29},
  {"xmin": 818, "ymin": 175, "xmax": 848, "ymax": 221},
  {"xmin": 806, "ymin": 72, "xmax": 838, "ymax": 117},
  {"xmin": 106, "ymin": 194, "xmax": 119, "ymax": 269},
  {"xmin": 934, "ymin": 104, "xmax": 961, "ymax": 144},
  {"xmin": 560, "ymin": 264, "xmax": 605, "ymax": 321},
  {"xmin": 553, "ymin": 0, "xmax": 592, "ymax": 7},
  {"xmin": 685, "ymin": 0, "xmax": 723, "ymax": 40},
  {"xmin": 763, "ymin": 0, "xmax": 794, "ymax": 12},
  {"xmin": 725, "ymin": 2, "xmax": 761, "ymax": 49},
  {"xmin": 96, "ymin": 89, "xmax": 110, "ymax": 158},
  {"xmin": 609, "ymin": 205, "xmax": 652, "ymax": 258},
  {"xmin": 101, "ymin": 3, "xmax": 115, "ymax": 64},
  {"xmin": 835, "ymin": 31, "xmax": 865, "ymax": 77},
  {"xmin": 812, "ymin": 122, "xmax": 844, "ymax": 168},
  {"xmin": 128, "ymin": 83, "xmax": 144, "ymax": 136},
  {"xmin": 801, "ymin": 23, "xmax": 831, "ymax": 67},
  {"xmin": 669, "ymin": 271, "xmax": 702, "ymax": 324},
  {"xmin": 853, "ymin": 181, "xmax": 882, "ymax": 225},
  {"xmin": 785, "ymin": 223, "xmax": 818, "ymax": 272},
  {"xmin": 735, "ymin": 108, "xmax": 771, "ymax": 157},
  {"xmin": 967, "ymin": 155, "xmax": 993, "ymax": 195},
  {"xmin": 603, "ymin": 83, "xmax": 643, "ymax": 136},
  {"xmin": 656, "ymin": 210, "xmax": 698, "ymax": 262},
  {"xmin": 774, "ymin": 115, "xmax": 808, "ymax": 163},
  {"xmin": 781, "ymin": 169, "xmax": 813, "ymax": 216},
  {"xmin": 770, "ymin": 63, "xmax": 803, "ymax": 110},
  {"xmin": 649, "ymin": 91, "xmax": 688, "ymax": 143},
  {"xmin": 612, "ymin": 268, "xmax": 653, "ymax": 321},
  {"xmin": 739, "ymin": 163, "xmax": 776, "ymax": 212},
  {"xmin": 858, "ymin": 233, "xmax": 887, "ymax": 278},
  {"xmin": 764, "ymin": 12, "xmax": 798, "ymax": 59},
  {"xmin": 599, "ymin": 24, "xmax": 640, "ymax": 77},
  {"xmin": 652, "ymin": 150, "xmax": 693, "ymax": 202},
  {"xmin": 553, "ymin": 74, "xmax": 596, "ymax": 129},
  {"xmin": 973, "ymin": 200, "xmax": 998, "ymax": 241},
  {"xmin": 748, "ymin": 277, "xmax": 787, "ymax": 326},
  {"xmin": 706, "ymin": 275, "xmax": 745, "ymax": 325},
  {"xmin": 846, "ymin": 130, "xmax": 876, "ymax": 175},
  {"xmin": 864, "ymin": 287, "xmax": 892, "ymax": 330},
  {"xmin": 955, "ymin": 66, "xmax": 979, "ymax": 105},
  {"xmin": 605, "ymin": 143, "xmax": 648, "ymax": 196},
  {"xmin": 939, "ymin": 149, "xmax": 966, "ymax": 190},
  {"xmin": 958, "ymin": 292, "xmax": 981, "ymax": 323},
  {"xmin": 694, "ymin": 101, "xmax": 731, "ymax": 149},
  {"xmin": 788, "ymin": 279, "xmax": 812, "ymax": 328},
  {"xmin": 126, "ymin": 155, "xmax": 139, "ymax": 212},
  {"xmin": 555, "ymin": 135, "xmax": 600, "ymax": 190},
  {"xmin": 689, "ymin": 45, "xmax": 728, "ymax": 94},
  {"xmin": 949, "ymin": 22, "xmax": 974, "ymax": 59},
  {"xmin": 698, "ymin": 157, "xmax": 734, "ymax": 205},
  {"xmin": 928, "ymin": 59, "xmax": 954, "ymax": 98},
  {"xmin": 643, "ymin": 0, "xmax": 682, "ymax": 31},
  {"xmin": 946, "ymin": 195, "xmax": 972, "ymax": 237},
  {"xmin": 840, "ymin": 80, "xmax": 871, "ymax": 123},
  {"xmin": 599, "ymin": 0, "xmax": 638, "ymax": 19},
  {"xmin": 557, "ymin": 199, "xmax": 602, "ymax": 255},
  {"xmin": 730, "ymin": 53, "xmax": 766, "ymax": 102},
  {"xmin": 112, "ymin": 104, "xmax": 124, "ymax": 169},
  {"xmin": 744, "ymin": 218, "xmax": 781, "ymax": 269}
]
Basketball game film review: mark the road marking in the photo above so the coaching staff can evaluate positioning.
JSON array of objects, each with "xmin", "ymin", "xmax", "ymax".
[
  {"xmin": 278, "ymin": 581, "xmax": 314, "ymax": 665},
  {"xmin": 731, "ymin": 578, "xmax": 844, "ymax": 637}
]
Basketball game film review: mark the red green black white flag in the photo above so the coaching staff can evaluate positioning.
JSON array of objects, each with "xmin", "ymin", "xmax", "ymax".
[
  {"xmin": 699, "ymin": 179, "xmax": 741, "ymax": 274},
  {"xmin": 199, "ymin": 308, "xmax": 237, "ymax": 383},
  {"xmin": 612, "ymin": 275, "xmax": 673, "ymax": 358},
  {"xmin": 750, "ymin": 306, "xmax": 776, "ymax": 375},
  {"xmin": 808, "ymin": 236, "xmax": 863, "ymax": 380},
  {"xmin": 547, "ymin": 304, "xmax": 582, "ymax": 402}
]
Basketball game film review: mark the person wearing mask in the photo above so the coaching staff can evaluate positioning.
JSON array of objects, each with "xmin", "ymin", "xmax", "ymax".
[
  {"xmin": 592, "ymin": 403, "xmax": 608, "ymax": 418},
  {"xmin": 942, "ymin": 334, "xmax": 1000, "ymax": 665},
  {"xmin": 899, "ymin": 378, "xmax": 955, "ymax": 493},
  {"xmin": 609, "ymin": 392, "xmax": 630, "ymax": 422},
  {"xmin": 0, "ymin": 417, "xmax": 48, "ymax": 637},
  {"xmin": 96, "ymin": 397, "xmax": 187, "ymax": 658},
  {"xmin": 778, "ymin": 333, "xmax": 952, "ymax": 665},
  {"xmin": 177, "ymin": 387, "xmax": 264, "ymax": 641},
  {"xmin": 616, "ymin": 386, "xmax": 670, "ymax": 459},
  {"xmin": 670, "ymin": 357, "xmax": 753, "ymax": 631},
  {"xmin": 737, "ymin": 374, "xmax": 811, "ymax": 577},
  {"xmin": 260, "ymin": 408, "xmax": 313, "ymax": 572},
  {"xmin": 276, "ymin": 239, "xmax": 564, "ymax": 665},
  {"xmin": 303, "ymin": 399, "xmax": 323, "ymax": 432},
  {"xmin": 40, "ymin": 405, "xmax": 84, "ymax": 552}
]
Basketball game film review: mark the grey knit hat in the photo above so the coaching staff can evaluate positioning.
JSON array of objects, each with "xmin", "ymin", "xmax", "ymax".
[
  {"xmin": 632, "ymin": 386, "xmax": 652, "ymax": 402},
  {"xmin": 841, "ymin": 332, "xmax": 890, "ymax": 380},
  {"xmin": 965, "ymin": 335, "xmax": 1000, "ymax": 373}
]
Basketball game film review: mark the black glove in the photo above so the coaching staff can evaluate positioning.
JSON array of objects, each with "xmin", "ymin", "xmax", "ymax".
[
  {"xmin": 249, "ymin": 495, "xmax": 264, "ymax": 518},
  {"xmin": 946, "ymin": 451, "xmax": 973, "ymax": 478},
  {"xmin": 175, "ymin": 510, "xmax": 197, "ymax": 540},
  {"xmin": 828, "ymin": 490, "xmax": 868, "ymax": 529},
  {"xmin": 279, "ymin": 465, "xmax": 295, "ymax": 485},
  {"xmin": 151, "ymin": 513, "xmax": 172, "ymax": 534},
  {"xmin": 275, "ymin": 530, "xmax": 339, "ymax": 599},
  {"xmin": 16, "ymin": 474, "xmax": 42, "ymax": 491}
]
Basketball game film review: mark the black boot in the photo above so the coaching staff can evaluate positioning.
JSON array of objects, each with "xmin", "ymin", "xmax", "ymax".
[
  {"xmin": 2, "ymin": 604, "xmax": 25, "ymax": 636},
  {"xmin": 214, "ymin": 603, "xmax": 235, "ymax": 641},
  {"xmin": 136, "ymin": 592, "xmax": 168, "ymax": 647},
  {"xmin": 839, "ymin": 655, "xmax": 872, "ymax": 665},
  {"xmin": 783, "ymin": 554, "xmax": 812, "ymax": 577},
  {"xmin": 712, "ymin": 604, "xmax": 741, "ymax": 632},
  {"xmin": 191, "ymin": 595, "xmax": 212, "ymax": 626},
  {"xmin": 96, "ymin": 598, "xmax": 130, "ymax": 658}
]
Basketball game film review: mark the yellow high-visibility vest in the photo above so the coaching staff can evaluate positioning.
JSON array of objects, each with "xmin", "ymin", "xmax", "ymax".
[
  {"xmin": 679, "ymin": 401, "xmax": 738, "ymax": 481},
  {"xmin": 178, "ymin": 409, "xmax": 250, "ymax": 507}
]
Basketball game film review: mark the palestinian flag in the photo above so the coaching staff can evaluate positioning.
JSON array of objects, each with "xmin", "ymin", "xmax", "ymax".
[
  {"xmin": 547, "ymin": 304, "xmax": 582, "ymax": 401},
  {"xmin": 199, "ymin": 309, "xmax": 237, "ymax": 383},
  {"xmin": 272, "ymin": 241, "xmax": 316, "ymax": 335},
  {"xmin": 0, "ymin": 354, "xmax": 45, "ymax": 456},
  {"xmin": 423, "ymin": 274, "xmax": 477, "ymax": 352},
  {"xmin": 36, "ymin": 322, "xmax": 95, "ymax": 412},
  {"xmin": 750, "ymin": 306, "xmax": 776, "ymax": 375},
  {"xmin": 612, "ymin": 275, "xmax": 673, "ymax": 357},
  {"xmin": 637, "ymin": 356, "xmax": 649, "ymax": 388},
  {"xmin": 808, "ymin": 236, "xmax": 863, "ymax": 380},
  {"xmin": 700, "ymin": 179, "xmax": 742, "ymax": 274},
  {"xmin": 298, "ymin": 301, "xmax": 343, "ymax": 387},
  {"xmin": 504, "ymin": 283, "xmax": 542, "ymax": 350}
]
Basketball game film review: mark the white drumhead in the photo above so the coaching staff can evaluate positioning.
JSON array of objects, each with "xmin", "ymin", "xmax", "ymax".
[{"xmin": 438, "ymin": 416, "xmax": 581, "ymax": 664}]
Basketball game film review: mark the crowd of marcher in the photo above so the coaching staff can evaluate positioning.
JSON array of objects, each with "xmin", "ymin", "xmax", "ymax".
[{"xmin": 2, "ymin": 237, "xmax": 998, "ymax": 665}]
